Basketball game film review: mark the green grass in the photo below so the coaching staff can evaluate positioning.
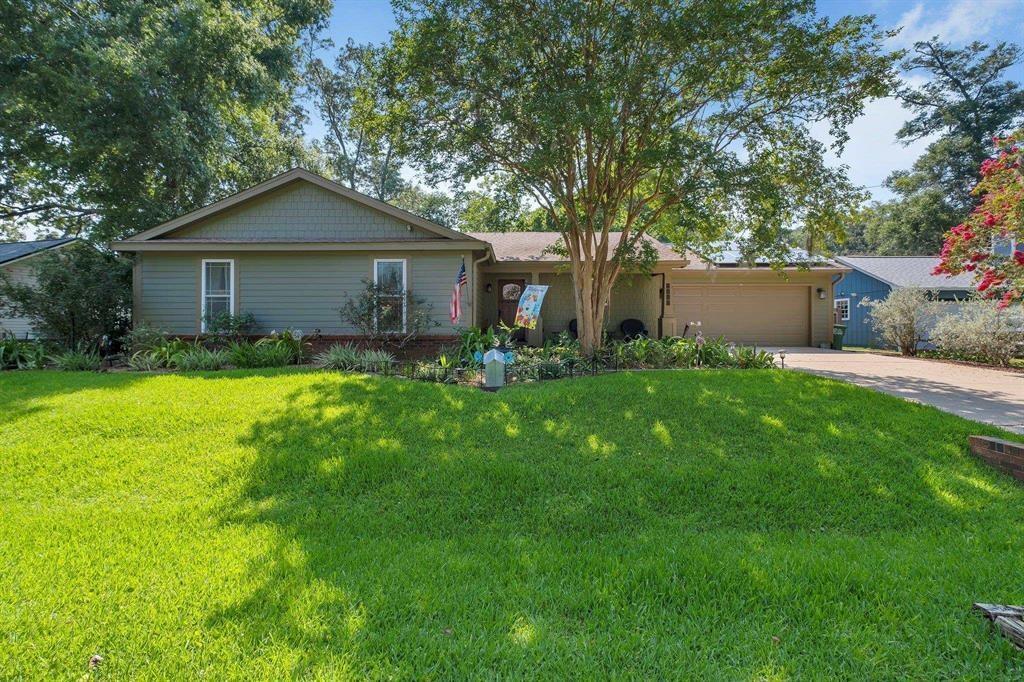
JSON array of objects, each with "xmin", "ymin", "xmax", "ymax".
[{"xmin": 2, "ymin": 368, "xmax": 1023, "ymax": 679}]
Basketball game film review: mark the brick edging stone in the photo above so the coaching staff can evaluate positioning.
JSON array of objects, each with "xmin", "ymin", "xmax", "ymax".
[{"xmin": 969, "ymin": 436, "xmax": 1024, "ymax": 481}]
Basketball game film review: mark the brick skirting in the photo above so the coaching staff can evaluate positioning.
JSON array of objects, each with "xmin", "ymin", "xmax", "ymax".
[{"xmin": 969, "ymin": 436, "xmax": 1024, "ymax": 482}]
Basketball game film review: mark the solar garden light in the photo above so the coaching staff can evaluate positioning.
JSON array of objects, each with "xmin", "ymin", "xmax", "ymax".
[{"xmin": 778, "ymin": 349, "xmax": 786, "ymax": 369}]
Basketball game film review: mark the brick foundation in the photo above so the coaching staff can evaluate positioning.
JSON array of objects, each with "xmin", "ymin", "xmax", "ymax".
[{"xmin": 969, "ymin": 436, "xmax": 1024, "ymax": 482}]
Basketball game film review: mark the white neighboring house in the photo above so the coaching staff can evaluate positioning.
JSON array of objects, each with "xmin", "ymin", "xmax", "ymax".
[{"xmin": 0, "ymin": 238, "xmax": 78, "ymax": 339}]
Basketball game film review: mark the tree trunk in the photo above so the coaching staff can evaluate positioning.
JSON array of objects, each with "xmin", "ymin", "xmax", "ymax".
[{"xmin": 572, "ymin": 258, "xmax": 613, "ymax": 356}]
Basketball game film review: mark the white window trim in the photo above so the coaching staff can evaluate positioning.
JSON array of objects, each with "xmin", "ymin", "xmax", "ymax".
[
  {"xmin": 201, "ymin": 259, "xmax": 235, "ymax": 333},
  {"xmin": 834, "ymin": 297, "xmax": 850, "ymax": 322},
  {"xmin": 992, "ymin": 234, "xmax": 1020, "ymax": 254},
  {"xmin": 373, "ymin": 258, "xmax": 408, "ymax": 333}
]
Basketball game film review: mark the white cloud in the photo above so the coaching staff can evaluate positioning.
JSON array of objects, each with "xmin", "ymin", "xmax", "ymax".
[
  {"xmin": 889, "ymin": 0, "xmax": 1015, "ymax": 48},
  {"xmin": 812, "ymin": 75, "xmax": 936, "ymax": 202}
]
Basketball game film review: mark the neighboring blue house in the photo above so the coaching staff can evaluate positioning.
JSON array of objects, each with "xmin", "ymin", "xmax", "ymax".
[{"xmin": 833, "ymin": 256, "xmax": 975, "ymax": 347}]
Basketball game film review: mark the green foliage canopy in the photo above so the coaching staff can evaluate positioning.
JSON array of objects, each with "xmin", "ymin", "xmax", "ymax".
[
  {"xmin": 387, "ymin": 0, "xmax": 895, "ymax": 350},
  {"xmin": 0, "ymin": 0, "xmax": 331, "ymax": 242},
  {"xmin": 841, "ymin": 40, "xmax": 1024, "ymax": 256}
]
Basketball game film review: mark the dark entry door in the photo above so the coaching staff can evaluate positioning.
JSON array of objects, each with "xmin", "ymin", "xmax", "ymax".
[{"xmin": 497, "ymin": 279, "xmax": 526, "ymax": 340}]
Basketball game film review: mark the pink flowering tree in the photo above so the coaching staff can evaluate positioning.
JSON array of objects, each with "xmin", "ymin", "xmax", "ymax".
[{"xmin": 934, "ymin": 132, "xmax": 1024, "ymax": 306}]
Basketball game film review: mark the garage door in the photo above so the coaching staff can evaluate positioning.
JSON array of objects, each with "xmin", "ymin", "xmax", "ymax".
[{"xmin": 671, "ymin": 284, "xmax": 810, "ymax": 345}]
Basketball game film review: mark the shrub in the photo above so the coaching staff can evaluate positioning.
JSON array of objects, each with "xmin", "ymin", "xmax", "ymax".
[
  {"xmin": 125, "ymin": 323, "xmax": 170, "ymax": 355},
  {"xmin": 457, "ymin": 326, "xmax": 499, "ymax": 365},
  {"xmin": 733, "ymin": 346, "xmax": 776, "ymax": 369},
  {"xmin": 412, "ymin": 359, "xmax": 458, "ymax": 383},
  {"xmin": 0, "ymin": 336, "xmax": 48, "ymax": 369},
  {"xmin": 930, "ymin": 300, "xmax": 1024, "ymax": 366},
  {"xmin": 50, "ymin": 349, "xmax": 102, "ymax": 371},
  {"xmin": 862, "ymin": 288, "xmax": 938, "ymax": 356},
  {"xmin": 147, "ymin": 338, "xmax": 194, "ymax": 368},
  {"xmin": 694, "ymin": 335, "xmax": 734, "ymax": 367},
  {"xmin": 315, "ymin": 343, "xmax": 362, "ymax": 370},
  {"xmin": 171, "ymin": 348, "xmax": 230, "ymax": 371},
  {"xmin": 261, "ymin": 329, "xmax": 308, "ymax": 364},
  {"xmin": 0, "ymin": 246, "xmax": 131, "ymax": 349},
  {"xmin": 204, "ymin": 311, "xmax": 257, "ymax": 342},
  {"xmin": 128, "ymin": 351, "xmax": 165, "ymax": 371},
  {"xmin": 340, "ymin": 280, "xmax": 439, "ymax": 349},
  {"xmin": 358, "ymin": 349, "xmax": 395, "ymax": 373},
  {"xmin": 665, "ymin": 338, "xmax": 698, "ymax": 368},
  {"xmin": 228, "ymin": 341, "xmax": 293, "ymax": 368}
]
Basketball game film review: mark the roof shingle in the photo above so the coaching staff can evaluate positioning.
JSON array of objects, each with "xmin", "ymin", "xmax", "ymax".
[
  {"xmin": 466, "ymin": 231, "xmax": 688, "ymax": 263},
  {"xmin": 0, "ymin": 238, "xmax": 76, "ymax": 266},
  {"xmin": 836, "ymin": 256, "xmax": 976, "ymax": 290}
]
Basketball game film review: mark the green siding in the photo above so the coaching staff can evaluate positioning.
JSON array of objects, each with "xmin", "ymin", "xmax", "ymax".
[
  {"xmin": 167, "ymin": 181, "xmax": 441, "ymax": 242},
  {"xmin": 138, "ymin": 254, "xmax": 198, "ymax": 334},
  {"xmin": 137, "ymin": 251, "xmax": 470, "ymax": 336}
]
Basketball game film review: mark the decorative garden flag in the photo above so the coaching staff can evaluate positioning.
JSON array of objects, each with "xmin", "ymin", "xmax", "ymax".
[
  {"xmin": 514, "ymin": 284, "xmax": 549, "ymax": 329},
  {"xmin": 449, "ymin": 260, "xmax": 468, "ymax": 323}
]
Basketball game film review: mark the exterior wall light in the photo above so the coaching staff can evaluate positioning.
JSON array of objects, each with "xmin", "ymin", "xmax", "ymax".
[{"xmin": 816, "ymin": 288, "xmax": 825, "ymax": 300}]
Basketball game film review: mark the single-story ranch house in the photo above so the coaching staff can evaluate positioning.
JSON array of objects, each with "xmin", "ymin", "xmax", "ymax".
[
  {"xmin": 0, "ymin": 237, "xmax": 78, "ymax": 339},
  {"xmin": 833, "ymin": 256, "xmax": 974, "ymax": 347},
  {"xmin": 111, "ymin": 169, "xmax": 847, "ymax": 347}
]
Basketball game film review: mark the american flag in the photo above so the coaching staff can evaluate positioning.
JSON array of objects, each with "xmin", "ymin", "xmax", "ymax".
[{"xmin": 450, "ymin": 261, "xmax": 468, "ymax": 323}]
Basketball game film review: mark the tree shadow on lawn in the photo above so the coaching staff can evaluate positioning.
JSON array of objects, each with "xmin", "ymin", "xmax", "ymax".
[{"xmin": 213, "ymin": 370, "xmax": 1024, "ymax": 677}]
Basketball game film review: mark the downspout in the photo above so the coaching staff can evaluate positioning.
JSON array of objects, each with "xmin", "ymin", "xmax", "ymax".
[
  {"xmin": 831, "ymin": 272, "xmax": 846, "ymax": 325},
  {"xmin": 654, "ymin": 272, "xmax": 666, "ymax": 339},
  {"xmin": 471, "ymin": 250, "xmax": 491, "ymax": 329}
]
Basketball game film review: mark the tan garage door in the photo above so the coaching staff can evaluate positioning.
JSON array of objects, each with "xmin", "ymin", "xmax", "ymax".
[{"xmin": 672, "ymin": 284, "xmax": 810, "ymax": 345}]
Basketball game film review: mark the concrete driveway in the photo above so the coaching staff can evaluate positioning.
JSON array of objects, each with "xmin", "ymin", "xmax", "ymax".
[{"xmin": 772, "ymin": 347, "xmax": 1024, "ymax": 433}]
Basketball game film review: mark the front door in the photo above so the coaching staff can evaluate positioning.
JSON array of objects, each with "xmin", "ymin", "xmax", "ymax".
[{"xmin": 497, "ymin": 279, "xmax": 526, "ymax": 341}]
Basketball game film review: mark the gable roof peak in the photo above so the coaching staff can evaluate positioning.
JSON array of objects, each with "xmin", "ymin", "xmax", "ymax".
[{"xmin": 122, "ymin": 167, "xmax": 486, "ymax": 244}]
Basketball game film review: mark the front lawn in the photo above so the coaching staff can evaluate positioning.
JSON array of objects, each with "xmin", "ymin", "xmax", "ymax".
[{"xmin": 1, "ymin": 369, "xmax": 1023, "ymax": 678}]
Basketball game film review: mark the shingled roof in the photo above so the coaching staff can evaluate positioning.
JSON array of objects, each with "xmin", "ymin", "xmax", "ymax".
[
  {"xmin": 466, "ymin": 231, "xmax": 688, "ymax": 263},
  {"xmin": 836, "ymin": 256, "xmax": 976, "ymax": 290},
  {"xmin": 0, "ymin": 238, "xmax": 76, "ymax": 266}
]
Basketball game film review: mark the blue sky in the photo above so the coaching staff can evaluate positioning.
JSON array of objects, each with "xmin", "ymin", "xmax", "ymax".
[{"xmin": 313, "ymin": 0, "xmax": 1024, "ymax": 202}]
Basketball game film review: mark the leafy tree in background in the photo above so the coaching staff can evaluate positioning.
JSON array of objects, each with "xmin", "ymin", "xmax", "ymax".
[
  {"xmin": 458, "ymin": 178, "xmax": 555, "ymax": 233},
  {"xmin": 0, "ymin": 246, "xmax": 132, "ymax": 349},
  {"xmin": 0, "ymin": 0, "xmax": 330, "ymax": 242},
  {"xmin": 305, "ymin": 39, "xmax": 410, "ymax": 200},
  {"xmin": 0, "ymin": 224, "xmax": 23, "ymax": 243},
  {"xmin": 387, "ymin": 0, "xmax": 894, "ymax": 353},
  {"xmin": 841, "ymin": 40, "xmax": 1024, "ymax": 255},
  {"xmin": 895, "ymin": 40, "xmax": 1024, "ymax": 208},
  {"xmin": 391, "ymin": 185, "xmax": 463, "ymax": 228}
]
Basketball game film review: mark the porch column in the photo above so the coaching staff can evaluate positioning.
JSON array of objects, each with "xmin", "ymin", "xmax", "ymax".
[{"xmin": 528, "ymin": 270, "xmax": 544, "ymax": 346}]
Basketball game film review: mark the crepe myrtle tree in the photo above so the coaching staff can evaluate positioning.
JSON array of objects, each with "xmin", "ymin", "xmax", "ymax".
[
  {"xmin": 934, "ymin": 132, "xmax": 1024, "ymax": 306},
  {"xmin": 385, "ymin": 0, "xmax": 895, "ymax": 354}
]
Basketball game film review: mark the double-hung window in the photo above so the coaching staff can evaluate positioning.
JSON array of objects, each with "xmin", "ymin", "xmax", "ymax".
[
  {"xmin": 201, "ymin": 259, "xmax": 234, "ymax": 332},
  {"xmin": 834, "ymin": 297, "xmax": 850, "ymax": 322},
  {"xmin": 374, "ymin": 258, "xmax": 407, "ymax": 333}
]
